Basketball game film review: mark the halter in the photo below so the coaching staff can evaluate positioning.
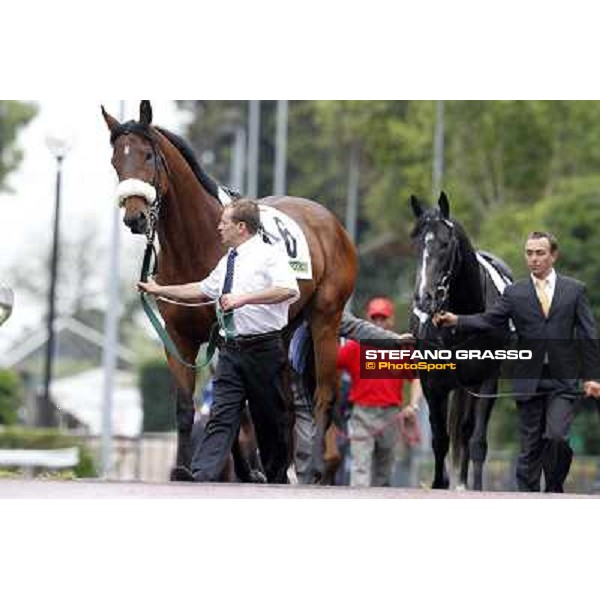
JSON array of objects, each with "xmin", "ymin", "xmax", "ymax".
[
  {"xmin": 111, "ymin": 122, "xmax": 236, "ymax": 369},
  {"xmin": 431, "ymin": 219, "xmax": 460, "ymax": 314},
  {"xmin": 111, "ymin": 121, "xmax": 167, "ymax": 244},
  {"xmin": 412, "ymin": 217, "xmax": 461, "ymax": 334}
]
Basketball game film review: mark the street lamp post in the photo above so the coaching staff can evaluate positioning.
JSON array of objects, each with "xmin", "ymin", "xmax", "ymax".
[{"xmin": 41, "ymin": 137, "xmax": 69, "ymax": 425}]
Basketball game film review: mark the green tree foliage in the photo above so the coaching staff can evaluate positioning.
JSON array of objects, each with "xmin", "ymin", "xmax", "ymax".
[
  {"xmin": 310, "ymin": 100, "xmax": 434, "ymax": 232},
  {"xmin": 478, "ymin": 176, "xmax": 600, "ymax": 320},
  {"xmin": 0, "ymin": 101, "xmax": 37, "ymax": 191},
  {"xmin": 0, "ymin": 369, "xmax": 23, "ymax": 425}
]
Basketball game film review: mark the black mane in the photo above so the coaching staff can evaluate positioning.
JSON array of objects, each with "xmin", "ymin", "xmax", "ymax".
[
  {"xmin": 111, "ymin": 119, "xmax": 241, "ymax": 202},
  {"xmin": 156, "ymin": 126, "xmax": 224, "ymax": 200}
]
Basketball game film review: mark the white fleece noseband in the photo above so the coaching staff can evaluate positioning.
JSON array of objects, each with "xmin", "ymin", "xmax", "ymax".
[{"xmin": 115, "ymin": 178, "xmax": 157, "ymax": 208}]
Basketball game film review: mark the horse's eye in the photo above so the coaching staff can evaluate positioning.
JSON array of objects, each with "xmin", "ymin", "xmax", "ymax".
[{"xmin": 145, "ymin": 152, "xmax": 153, "ymax": 162}]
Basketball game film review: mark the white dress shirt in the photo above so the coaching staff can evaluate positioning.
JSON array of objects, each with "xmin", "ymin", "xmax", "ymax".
[{"xmin": 198, "ymin": 234, "xmax": 300, "ymax": 335}]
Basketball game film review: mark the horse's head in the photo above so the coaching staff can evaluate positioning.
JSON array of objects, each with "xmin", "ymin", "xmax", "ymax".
[
  {"xmin": 102, "ymin": 100, "xmax": 169, "ymax": 236},
  {"xmin": 410, "ymin": 191, "xmax": 461, "ymax": 319}
]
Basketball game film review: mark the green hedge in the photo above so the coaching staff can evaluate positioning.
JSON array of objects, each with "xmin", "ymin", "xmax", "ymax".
[
  {"xmin": 0, "ymin": 369, "xmax": 23, "ymax": 425},
  {"xmin": 139, "ymin": 359, "xmax": 175, "ymax": 432},
  {"xmin": 0, "ymin": 426, "xmax": 97, "ymax": 477}
]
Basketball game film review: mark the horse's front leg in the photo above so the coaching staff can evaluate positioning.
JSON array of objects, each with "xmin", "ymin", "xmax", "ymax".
[
  {"xmin": 470, "ymin": 380, "xmax": 496, "ymax": 491},
  {"xmin": 455, "ymin": 388, "xmax": 474, "ymax": 490},
  {"xmin": 308, "ymin": 310, "xmax": 342, "ymax": 485},
  {"xmin": 166, "ymin": 339, "xmax": 199, "ymax": 482},
  {"xmin": 425, "ymin": 382, "xmax": 450, "ymax": 489}
]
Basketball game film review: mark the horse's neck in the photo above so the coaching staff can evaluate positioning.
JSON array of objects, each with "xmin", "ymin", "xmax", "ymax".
[
  {"xmin": 449, "ymin": 245, "xmax": 484, "ymax": 314},
  {"xmin": 156, "ymin": 149, "xmax": 224, "ymax": 281}
]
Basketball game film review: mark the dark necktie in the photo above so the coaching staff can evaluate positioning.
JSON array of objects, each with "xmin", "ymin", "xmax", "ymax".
[{"xmin": 221, "ymin": 249, "xmax": 238, "ymax": 294}]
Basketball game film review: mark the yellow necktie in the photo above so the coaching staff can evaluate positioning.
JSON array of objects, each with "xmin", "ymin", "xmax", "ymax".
[{"xmin": 535, "ymin": 278, "xmax": 550, "ymax": 316}]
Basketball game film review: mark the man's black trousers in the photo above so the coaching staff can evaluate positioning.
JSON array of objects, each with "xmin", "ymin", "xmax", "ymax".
[
  {"xmin": 192, "ymin": 336, "xmax": 292, "ymax": 483},
  {"xmin": 516, "ymin": 377, "xmax": 575, "ymax": 493}
]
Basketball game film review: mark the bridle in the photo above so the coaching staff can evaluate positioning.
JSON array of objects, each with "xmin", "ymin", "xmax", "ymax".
[
  {"xmin": 110, "ymin": 121, "xmax": 234, "ymax": 369},
  {"xmin": 413, "ymin": 217, "xmax": 461, "ymax": 333},
  {"xmin": 111, "ymin": 121, "xmax": 169, "ymax": 244},
  {"xmin": 430, "ymin": 219, "xmax": 460, "ymax": 315}
]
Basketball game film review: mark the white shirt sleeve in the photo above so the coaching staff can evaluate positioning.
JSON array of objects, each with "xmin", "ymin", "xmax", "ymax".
[
  {"xmin": 267, "ymin": 248, "xmax": 300, "ymax": 302},
  {"xmin": 198, "ymin": 256, "xmax": 226, "ymax": 299}
]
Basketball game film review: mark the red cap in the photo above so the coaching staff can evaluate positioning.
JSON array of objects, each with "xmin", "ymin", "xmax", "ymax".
[{"xmin": 366, "ymin": 297, "xmax": 394, "ymax": 319}]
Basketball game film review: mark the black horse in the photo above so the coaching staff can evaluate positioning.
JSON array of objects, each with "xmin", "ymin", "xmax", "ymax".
[{"xmin": 410, "ymin": 192, "xmax": 513, "ymax": 490}]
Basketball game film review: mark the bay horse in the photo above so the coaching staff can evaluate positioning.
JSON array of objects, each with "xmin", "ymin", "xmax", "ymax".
[
  {"xmin": 102, "ymin": 101, "xmax": 357, "ymax": 482},
  {"xmin": 410, "ymin": 192, "xmax": 513, "ymax": 489}
]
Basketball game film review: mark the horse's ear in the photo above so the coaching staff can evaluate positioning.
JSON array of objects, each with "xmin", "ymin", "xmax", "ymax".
[
  {"xmin": 139, "ymin": 100, "xmax": 153, "ymax": 125},
  {"xmin": 438, "ymin": 191, "xmax": 450, "ymax": 219},
  {"xmin": 101, "ymin": 105, "xmax": 120, "ymax": 133},
  {"xmin": 410, "ymin": 195, "xmax": 424, "ymax": 218}
]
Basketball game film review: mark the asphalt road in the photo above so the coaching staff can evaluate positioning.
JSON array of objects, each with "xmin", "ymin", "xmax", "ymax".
[{"xmin": 0, "ymin": 478, "xmax": 595, "ymax": 499}]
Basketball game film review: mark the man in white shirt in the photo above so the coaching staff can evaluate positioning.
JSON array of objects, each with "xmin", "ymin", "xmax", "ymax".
[{"xmin": 138, "ymin": 199, "xmax": 300, "ymax": 483}]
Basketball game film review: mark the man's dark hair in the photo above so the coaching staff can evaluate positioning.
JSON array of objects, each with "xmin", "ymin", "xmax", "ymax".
[
  {"xmin": 227, "ymin": 198, "xmax": 261, "ymax": 235},
  {"xmin": 527, "ymin": 231, "xmax": 558, "ymax": 253}
]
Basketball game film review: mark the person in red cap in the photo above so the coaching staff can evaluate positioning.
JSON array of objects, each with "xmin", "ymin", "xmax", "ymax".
[
  {"xmin": 336, "ymin": 296, "xmax": 422, "ymax": 487},
  {"xmin": 366, "ymin": 297, "xmax": 395, "ymax": 322}
]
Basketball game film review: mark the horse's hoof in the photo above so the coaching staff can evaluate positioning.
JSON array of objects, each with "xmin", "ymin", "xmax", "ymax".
[
  {"xmin": 311, "ymin": 471, "xmax": 323, "ymax": 485},
  {"xmin": 248, "ymin": 469, "xmax": 267, "ymax": 484},
  {"xmin": 170, "ymin": 466, "xmax": 195, "ymax": 482},
  {"xmin": 455, "ymin": 483, "xmax": 467, "ymax": 492},
  {"xmin": 432, "ymin": 478, "xmax": 450, "ymax": 490}
]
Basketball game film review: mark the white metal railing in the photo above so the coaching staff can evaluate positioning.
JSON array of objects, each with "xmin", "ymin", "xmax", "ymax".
[{"xmin": 0, "ymin": 447, "xmax": 79, "ymax": 468}]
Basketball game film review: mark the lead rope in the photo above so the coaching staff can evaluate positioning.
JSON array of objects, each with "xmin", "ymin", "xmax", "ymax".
[{"xmin": 138, "ymin": 241, "xmax": 236, "ymax": 369}]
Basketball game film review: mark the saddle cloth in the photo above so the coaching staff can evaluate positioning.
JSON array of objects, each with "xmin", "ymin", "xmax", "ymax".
[
  {"xmin": 217, "ymin": 185, "xmax": 313, "ymax": 280},
  {"xmin": 259, "ymin": 206, "xmax": 313, "ymax": 280}
]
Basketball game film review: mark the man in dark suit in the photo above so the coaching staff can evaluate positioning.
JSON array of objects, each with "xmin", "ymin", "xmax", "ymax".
[{"xmin": 434, "ymin": 231, "xmax": 600, "ymax": 493}]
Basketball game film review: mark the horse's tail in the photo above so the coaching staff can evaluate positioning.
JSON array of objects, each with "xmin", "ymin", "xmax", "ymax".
[{"xmin": 447, "ymin": 387, "xmax": 471, "ymax": 469}]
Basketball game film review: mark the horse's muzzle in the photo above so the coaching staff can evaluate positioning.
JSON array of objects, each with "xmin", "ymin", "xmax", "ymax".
[
  {"xmin": 416, "ymin": 292, "xmax": 436, "ymax": 315},
  {"xmin": 123, "ymin": 212, "xmax": 148, "ymax": 235}
]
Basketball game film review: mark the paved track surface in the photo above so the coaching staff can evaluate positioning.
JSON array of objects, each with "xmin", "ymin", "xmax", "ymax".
[{"xmin": 0, "ymin": 479, "xmax": 596, "ymax": 498}]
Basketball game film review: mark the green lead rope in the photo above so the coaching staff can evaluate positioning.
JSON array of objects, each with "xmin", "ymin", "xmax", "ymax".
[{"xmin": 139, "ymin": 242, "xmax": 237, "ymax": 370}]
